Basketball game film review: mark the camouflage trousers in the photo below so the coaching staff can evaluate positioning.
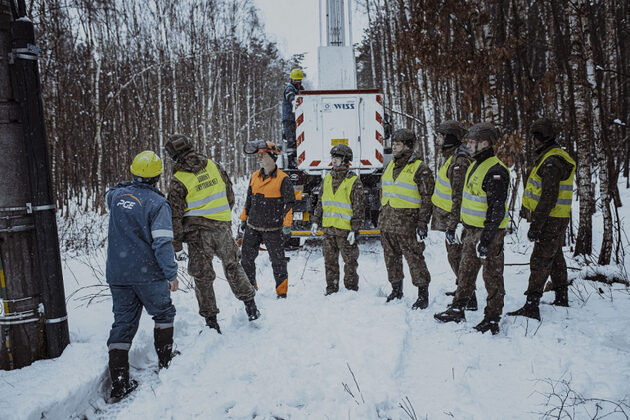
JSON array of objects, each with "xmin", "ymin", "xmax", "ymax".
[
  {"xmin": 452, "ymin": 228, "xmax": 505, "ymax": 320},
  {"xmin": 446, "ymin": 239, "xmax": 463, "ymax": 281},
  {"xmin": 380, "ymin": 231, "xmax": 431, "ymax": 289},
  {"xmin": 185, "ymin": 225, "xmax": 255, "ymax": 319},
  {"xmin": 525, "ymin": 218, "xmax": 569, "ymax": 299},
  {"xmin": 323, "ymin": 233, "xmax": 359, "ymax": 293}
]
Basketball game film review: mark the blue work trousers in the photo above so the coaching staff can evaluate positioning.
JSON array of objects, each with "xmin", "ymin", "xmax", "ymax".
[{"xmin": 107, "ymin": 281, "xmax": 176, "ymax": 350}]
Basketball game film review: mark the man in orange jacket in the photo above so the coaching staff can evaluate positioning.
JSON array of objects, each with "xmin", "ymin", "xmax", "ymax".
[{"xmin": 240, "ymin": 141, "xmax": 295, "ymax": 298}]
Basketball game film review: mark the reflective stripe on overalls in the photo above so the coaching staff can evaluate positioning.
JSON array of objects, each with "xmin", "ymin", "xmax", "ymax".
[
  {"xmin": 381, "ymin": 160, "xmax": 422, "ymax": 209},
  {"xmin": 522, "ymin": 148, "xmax": 575, "ymax": 218},
  {"xmin": 321, "ymin": 173, "xmax": 357, "ymax": 230},
  {"xmin": 460, "ymin": 156, "xmax": 509, "ymax": 228},
  {"xmin": 174, "ymin": 160, "xmax": 231, "ymax": 221}
]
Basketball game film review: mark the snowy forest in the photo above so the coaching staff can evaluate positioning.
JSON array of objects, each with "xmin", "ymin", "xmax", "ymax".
[
  {"xmin": 2, "ymin": 0, "xmax": 630, "ymax": 418},
  {"xmin": 34, "ymin": 0, "xmax": 629, "ymax": 267}
]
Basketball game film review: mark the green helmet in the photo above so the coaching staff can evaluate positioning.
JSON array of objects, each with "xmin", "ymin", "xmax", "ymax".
[
  {"xmin": 391, "ymin": 129, "xmax": 416, "ymax": 148},
  {"xmin": 330, "ymin": 144, "xmax": 353, "ymax": 163},
  {"xmin": 530, "ymin": 118, "xmax": 557, "ymax": 141},
  {"xmin": 165, "ymin": 134, "xmax": 193, "ymax": 161},
  {"xmin": 464, "ymin": 122, "xmax": 500, "ymax": 145}
]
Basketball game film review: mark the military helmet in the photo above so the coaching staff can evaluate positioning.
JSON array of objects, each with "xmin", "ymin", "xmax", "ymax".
[
  {"xmin": 165, "ymin": 134, "xmax": 193, "ymax": 161},
  {"xmin": 436, "ymin": 120, "xmax": 466, "ymax": 149},
  {"xmin": 464, "ymin": 122, "xmax": 500, "ymax": 145},
  {"xmin": 530, "ymin": 118, "xmax": 557, "ymax": 141},
  {"xmin": 330, "ymin": 144, "xmax": 353, "ymax": 163},
  {"xmin": 130, "ymin": 151, "xmax": 163, "ymax": 182},
  {"xmin": 391, "ymin": 128, "xmax": 416, "ymax": 148},
  {"xmin": 290, "ymin": 68, "xmax": 304, "ymax": 81},
  {"xmin": 436, "ymin": 120, "xmax": 467, "ymax": 140}
]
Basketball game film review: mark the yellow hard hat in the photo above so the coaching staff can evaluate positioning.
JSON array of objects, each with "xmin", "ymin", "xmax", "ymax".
[
  {"xmin": 130, "ymin": 150, "xmax": 163, "ymax": 178},
  {"xmin": 290, "ymin": 68, "xmax": 304, "ymax": 80}
]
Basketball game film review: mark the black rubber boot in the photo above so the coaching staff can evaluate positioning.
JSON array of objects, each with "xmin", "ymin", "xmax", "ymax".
[
  {"xmin": 466, "ymin": 291, "xmax": 478, "ymax": 311},
  {"xmin": 434, "ymin": 306, "xmax": 466, "ymax": 323},
  {"xmin": 507, "ymin": 296, "xmax": 541, "ymax": 321},
  {"xmin": 154, "ymin": 327, "xmax": 175, "ymax": 369},
  {"xmin": 411, "ymin": 285, "xmax": 429, "ymax": 310},
  {"xmin": 386, "ymin": 282, "xmax": 403, "ymax": 302},
  {"xmin": 244, "ymin": 299, "xmax": 260, "ymax": 321},
  {"xmin": 552, "ymin": 288, "xmax": 569, "ymax": 307},
  {"xmin": 474, "ymin": 318, "xmax": 500, "ymax": 335},
  {"xmin": 108, "ymin": 349, "xmax": 138, "ymax": 402},
  {"xmin": 205, "ymin": 315, "xmax": 222, "ymax": 334}
]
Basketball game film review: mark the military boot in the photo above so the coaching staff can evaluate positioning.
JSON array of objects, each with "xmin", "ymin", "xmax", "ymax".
[
  {"xmin": 552, "ymin": 288, "xmax": 569, "ymax": 307},
  {"xmin": 474, "ymin": 318, "xmax": 500, "ymax": 335},
  {"xmin": 244, "ymin": 299, "xmax": 260, "ymax": 321},
  {"xmin": 108, "ymin": 349, "xmax": 138, "ymax": 402},
  {"xmin": 154, "ymin": 327, "xmax": 176, "ymax": 369},
  {"xmin": 466, "ymin": 291, "xmax": 478, "ymax": 311},
  {"xmin": 506, "ymin": 296, "xmax": 541, "ymax": 321},
  {"xmin": 205, "ymin": 315, "xmax": 222, "ymax": 334},
  {"xmin": 411, "ymin": 285, "xmax": 429, "ymax": 310},
  {"xmin": 434, "ymin": 306, "xmax": 466, "ymax": 323},
  {"xmin": 386, "ymin": 282, "xmax": 403, "ymax": 302}
]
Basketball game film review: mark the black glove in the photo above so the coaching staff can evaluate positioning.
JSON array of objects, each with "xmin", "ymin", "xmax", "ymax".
[
  {"xmin": 445, "ymin": 229, "xmax": 456, "ymax": 245},
  {"xmin": 415, "ymin": 228, "xmax": 427, "ymax": 242},
  {"xmin": 476, "ymin": 242, "xmax": 489, "ymax": 259},
  {"xmin": 527, "ymin": 229, "xmax": 540, "ymax": 243},
  {"xmin": 239, "ymin": 220, "xmax": 247, "ymax": 232}
]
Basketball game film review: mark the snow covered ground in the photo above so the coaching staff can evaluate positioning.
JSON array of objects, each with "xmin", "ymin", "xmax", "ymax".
[{"xmin": 1, "ymin": 180, "xmax": 630, "ymax": 419}]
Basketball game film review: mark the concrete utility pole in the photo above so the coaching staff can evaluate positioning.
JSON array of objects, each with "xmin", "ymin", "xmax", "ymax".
[{"xmin": 0, "ymin": 0, "xmax": 69, "ymax": 370}]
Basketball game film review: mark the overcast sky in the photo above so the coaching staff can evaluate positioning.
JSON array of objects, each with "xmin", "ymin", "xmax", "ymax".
[{"xmin": 252, "ymin": 0, "xmax": 368, "ymax": 88}]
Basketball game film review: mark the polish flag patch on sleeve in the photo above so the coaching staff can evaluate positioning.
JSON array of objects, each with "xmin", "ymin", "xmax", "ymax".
[{"xmin": 493, "ymin": 175, "xmax": 502, "ymax": 180}]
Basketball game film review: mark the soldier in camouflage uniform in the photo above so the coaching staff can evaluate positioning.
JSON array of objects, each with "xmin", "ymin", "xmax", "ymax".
[
  {"xmin": 165, "ymin": 135, "xmax": 259, "ymax": 334},
  {"xmin": 430, "ymin": 120, "xmax": 477, "ymax": 310},
  {"xmin": 311, "ymin": 145, "xmax": 365, "ymax": 295},
  {"xmin": 507, "ymin": 118, "xmax": 576, "ymax": 321},
  {"xmin": 434, "ymin": 123, "xmax": 510, "ymax": 335},
  {"xmin": 379, "ymin": 129, "xmax": 435, "ymax": 310}
]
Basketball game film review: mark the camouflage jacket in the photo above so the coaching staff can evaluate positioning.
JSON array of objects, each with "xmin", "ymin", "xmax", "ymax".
[
  {"xmin": 167, "ymin": 151, "xmax": 235, "ymax": 252},
  {"xmin": 312, "ymin": 165, "xmax": 365, "ymax": 236},
  {"xmin": 520, "ymin": 142, "xmax": 574, "ymax": 233},
  {"xmin": 431, "ymin": 144, "xmax": 472, "ymax": 232},
  {"xmin": 378, "ymin": 149, "xmax": 434, "ymax": 234}
]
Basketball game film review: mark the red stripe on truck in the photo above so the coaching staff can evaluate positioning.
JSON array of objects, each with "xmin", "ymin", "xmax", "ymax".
[
  {"xmin": 375, "ymin": 150, "xmax": 383, "ymax": 163},
  {"xmin": 376, "ymin": 130, "xmax": 383, "ymax": 145},
  {"xmin": 361, "ymin": 160, "xmax": 372, "ymax": 166},
  {"xmin": 296, "ymin": 132, "xmax": 304, "ymax": 147},
  {"xmin": 376, "ymin": 112, "xmax": 382, "ymax": 124},
  {"xmin": 296, "ymin": 113, "xmax": 304, "ymax": 127},
  {"xmin": 298, "ymin": 151, "xmax": 306, "ymax": 165},
  {"xmin": 310, "ymin": 160, "xmax": 321, "ymax": 167}
]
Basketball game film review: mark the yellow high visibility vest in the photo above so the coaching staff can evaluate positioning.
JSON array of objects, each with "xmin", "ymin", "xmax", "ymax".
[
  {"xmin": 431, "ymin": 154, "xmax": 454, "ymax": 212},
  {"xmin": 460, "ymin": 157, "xmax": 510, "ymax": 228},
  {"xmin": 522, "ymin": 148, "xmax": 575, "ymax": 218},
  {"xmin": 381, "ymin": 160, "xmax": 422, "ymax": 209},
  {"xmin": 321, "ymin": 173, "xmax": 357, "ymax": 230},
  {"xmin": 174, "ymin": 159, "xmax": 231, "ymax": 221}
]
